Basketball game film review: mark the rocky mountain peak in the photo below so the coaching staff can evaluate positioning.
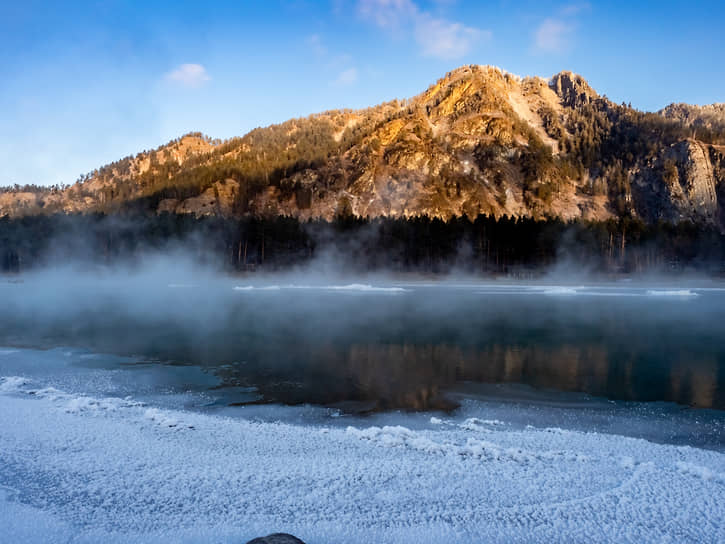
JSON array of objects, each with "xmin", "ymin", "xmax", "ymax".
[
  {"xmin": 549, "ymin": 71, "xmax": 598, "ymax": 108},
  {"xmin": 1, "ymin": 65, "xmax": 724, "ymax": 231},
  {"xmin": 659, "ymin": 103, "xmax": 725, "ymax": 136}
]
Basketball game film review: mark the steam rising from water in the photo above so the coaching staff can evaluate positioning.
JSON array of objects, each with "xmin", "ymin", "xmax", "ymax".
[{"xmin": 2, "ymin": 253, "xmax": 725, "ymax": 411}]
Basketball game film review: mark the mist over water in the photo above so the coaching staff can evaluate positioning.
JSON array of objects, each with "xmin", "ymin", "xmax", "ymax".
[{"xmin": 2, "ymin": 256, "xmax": 724, "ymax": 412}]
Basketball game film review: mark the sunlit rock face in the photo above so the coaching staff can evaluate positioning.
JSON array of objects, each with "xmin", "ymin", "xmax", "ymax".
[{"xmin": 2, "ymin": 66, "xmax": 724, "ymax": 227}]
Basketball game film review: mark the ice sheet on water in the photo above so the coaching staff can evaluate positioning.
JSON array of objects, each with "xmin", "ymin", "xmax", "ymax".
[
  {"xmin": 1, "ymin": 375, "xmax": 724, "ymax": 543},
  {"xmin": 541, "ymin": 286, "xmax": 580, "ymax": 295},
  {"xmin": 646, "ymin": 289, "xmax": 699, "ymax": 297},
  {"xmin": 325, "ymin": 283, "xmax": 408, "ymax": 292},
  {"xmin": 468, "ymin": 283, "xmax": 713, "ymax": 299},
  {"xmin": 232, "ymin": 283, "xmax": 408, "ymax": 293}
]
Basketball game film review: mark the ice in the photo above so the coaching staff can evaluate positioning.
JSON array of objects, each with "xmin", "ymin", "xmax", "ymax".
[
  {"xmin": 232, "ymin": 283, "xmax": 407, "ymax": 293},
  {"xmin": 541, "ymin": 286, "xmax": 579, "ymax": 295},
  {"xmin": 468, "ymin": 284, "xmax": 711, "ymax": 298},
  {"xmin": 63, "ymin": 394, "xmax": 142, "ymax": 414},
  {"xmin": 676, "ymin": 461, "xmax": 724, "ymax": 483},
  {"xmin": 1, "ymin": 375, "xmax": 724, "ymax": 543},
  {"xmin": 325, "ymin": 283, "xmax": 408, "ymax": 293},
  {"xmin": 1, "ymin": 376, "xmax": 143, "ymax": 412},
  {"xmin": 646, "ymin": 289, "xmax": 699, "ymax": 297},
  {"xmin": 619, "ymin": 456, "xmax": 636, "ymax": 469},
  {"xmin": 346, "ymin": 424, "xmax": 590, "ymax": 463},
  {"xmin": 143, "ymin": 407, "xmax": 194, "ymax": 430},
  {"xmin": 0, "ymin": 376, "xmax": 29, "ymax": 392},
  {"xmin": 459, "ymin": 417, "xmax": 506, "ymax": 431}
]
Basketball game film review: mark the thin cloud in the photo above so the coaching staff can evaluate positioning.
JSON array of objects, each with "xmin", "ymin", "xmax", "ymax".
[
  {"xmin": 358, "ymin": 0, "xmax": 488, "ymax": 60},
  {"xmin": 534, "ymin": 18, "xmax": 572, "ymax": 53},
  {"xmin": 358, "ymin": 0, "xmax": 417, "ymax": 29},
  {"xmin": 333, "ymin": 67, "xmax": 359, "ymax": 86},
  {"xmin": 165, "ymin": 64, "xmax": 211, "ymax": 88},
  {"xmin": 561, "ymin": 2, "xmax": 591, "ymax": 16},
  {"xmin": 306, "ymin": 34, "xmax": 327, "ymax": 56},
  {"xmin": 415, "ymin": 14, "xmax": 488, "ymax": 60},
  {"xmin": 532, "ymin": 3, "xmax": 588, "ymax": 55}
]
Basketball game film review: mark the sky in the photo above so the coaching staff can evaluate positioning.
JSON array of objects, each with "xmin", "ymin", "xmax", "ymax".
[{"xmin": 1, "ymin": 0, "xmax": 724, "ymax": 187}]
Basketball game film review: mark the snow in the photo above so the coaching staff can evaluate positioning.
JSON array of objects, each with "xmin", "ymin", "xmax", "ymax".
[
  {"xmin": 676, "ymin": 462, "xmax": 724, "ymax": 483},
  {"xmin": 1, "ymin": 375, "xmax": 724, "ymax": 543},
  {"xmin": 0, "ymin": 375, "xmax": 30, "ymax": 391},
  {"xmin": 459, "ymin": 417, "xmax": 506, "ymax": 431}
]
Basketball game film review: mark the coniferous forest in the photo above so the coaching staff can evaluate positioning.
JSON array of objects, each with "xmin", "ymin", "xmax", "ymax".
[{"xmin": 2, "ymin": 213, "xmax": 724, "ymax": 276}]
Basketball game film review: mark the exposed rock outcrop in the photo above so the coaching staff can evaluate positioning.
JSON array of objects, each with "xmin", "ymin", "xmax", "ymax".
[
  {"xmin": 166, "ymin": 178, "xmax": 240, "ymax": 217},
  {"xmin": 550, "ymin": 71, "xmax": 598, "ymax": 108},
  {"xmin": 633, "ymin": 139, "xmax": 720, "ymax": 225}
]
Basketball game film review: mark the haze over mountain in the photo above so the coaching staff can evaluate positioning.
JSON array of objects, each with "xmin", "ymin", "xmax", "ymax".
[{"xmin": 3, "ymin": 65, "xmax": 725, "ymax": 230}]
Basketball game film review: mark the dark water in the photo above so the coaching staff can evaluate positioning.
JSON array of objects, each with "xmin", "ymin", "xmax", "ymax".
[{"xmin": 2, "ymin": 279, "xmax": 725, "ymax": 412}]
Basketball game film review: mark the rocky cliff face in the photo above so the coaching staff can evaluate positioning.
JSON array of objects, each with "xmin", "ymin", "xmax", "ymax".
[
  {"xmin": 632, "ymin": 139, "xmax": 720, "ymax": 224},
  {"xmin": 2, "ymin": 65, "xmax": 724, "ymax": 230}
]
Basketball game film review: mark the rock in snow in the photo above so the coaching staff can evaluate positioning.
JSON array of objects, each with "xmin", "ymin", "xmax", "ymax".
[{"xmin": 246, "ymin": 534, "xmax": 306, "ymax": 544}]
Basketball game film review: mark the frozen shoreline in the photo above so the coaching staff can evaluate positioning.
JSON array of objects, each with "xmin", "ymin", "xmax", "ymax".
[{"xmin": 1, "ymin": 375, "xmax": 724, "ymax": 543}]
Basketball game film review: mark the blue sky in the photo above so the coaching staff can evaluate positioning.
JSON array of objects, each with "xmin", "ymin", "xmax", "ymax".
[{"xmin": 2, "ymin": 0, "xmax": 724, "ymax": 187}]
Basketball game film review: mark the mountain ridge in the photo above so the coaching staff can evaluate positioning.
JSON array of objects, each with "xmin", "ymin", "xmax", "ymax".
[{"xmin": 3, "ymin": 64, "xmax": 725, "ymax": 230}]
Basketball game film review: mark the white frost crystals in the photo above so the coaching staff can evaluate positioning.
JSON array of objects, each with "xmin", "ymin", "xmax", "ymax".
[
  {"xmin": 1, "ymin": 374, "xmax": 724, "ymax": 543},
  {"xmin": 346, "ymin": 424, "xmax": 590, "ymax": 463},
  {"xmin": 0, "ymin": 375, "xmax": 29, "ymax": 392},
  {"xmin": 0, "ymin": 375, "xmax": 147, "ymax": 417}
]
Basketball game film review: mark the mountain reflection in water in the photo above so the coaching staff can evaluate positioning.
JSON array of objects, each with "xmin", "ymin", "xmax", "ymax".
[{"xmin": 209, "ymin": 341, "xmax": 719, "ymax": 411}]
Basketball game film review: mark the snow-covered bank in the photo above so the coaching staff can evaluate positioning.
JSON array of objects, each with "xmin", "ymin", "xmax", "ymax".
[{"xmin": 1, "ymin": 376, "xmax": 723, "ymax": 544}]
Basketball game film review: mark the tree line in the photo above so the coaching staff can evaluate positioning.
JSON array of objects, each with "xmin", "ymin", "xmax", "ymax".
[{"xmin": 1, "ymin": 213, "xmax": 723, "ymax": 276}]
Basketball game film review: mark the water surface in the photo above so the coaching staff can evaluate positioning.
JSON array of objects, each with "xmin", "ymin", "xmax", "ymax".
[{"xmin": 2, "ymin": 278, "xmax": 724, "ymax": 412}]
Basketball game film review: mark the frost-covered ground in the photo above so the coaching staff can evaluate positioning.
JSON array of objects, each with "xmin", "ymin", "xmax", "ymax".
[{"xmin": 2, "ymin": 370, "xmax": 724, "ymax": 543}]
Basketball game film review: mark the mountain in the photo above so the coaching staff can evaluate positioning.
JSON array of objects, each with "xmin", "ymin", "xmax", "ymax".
[
  {"xmin": 659, "ymin": 102, "xmax": 725, "ymax": 136},
  {"xmin": 3, "ymin": 65, "xmax": 725, "ymax": 229}
]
